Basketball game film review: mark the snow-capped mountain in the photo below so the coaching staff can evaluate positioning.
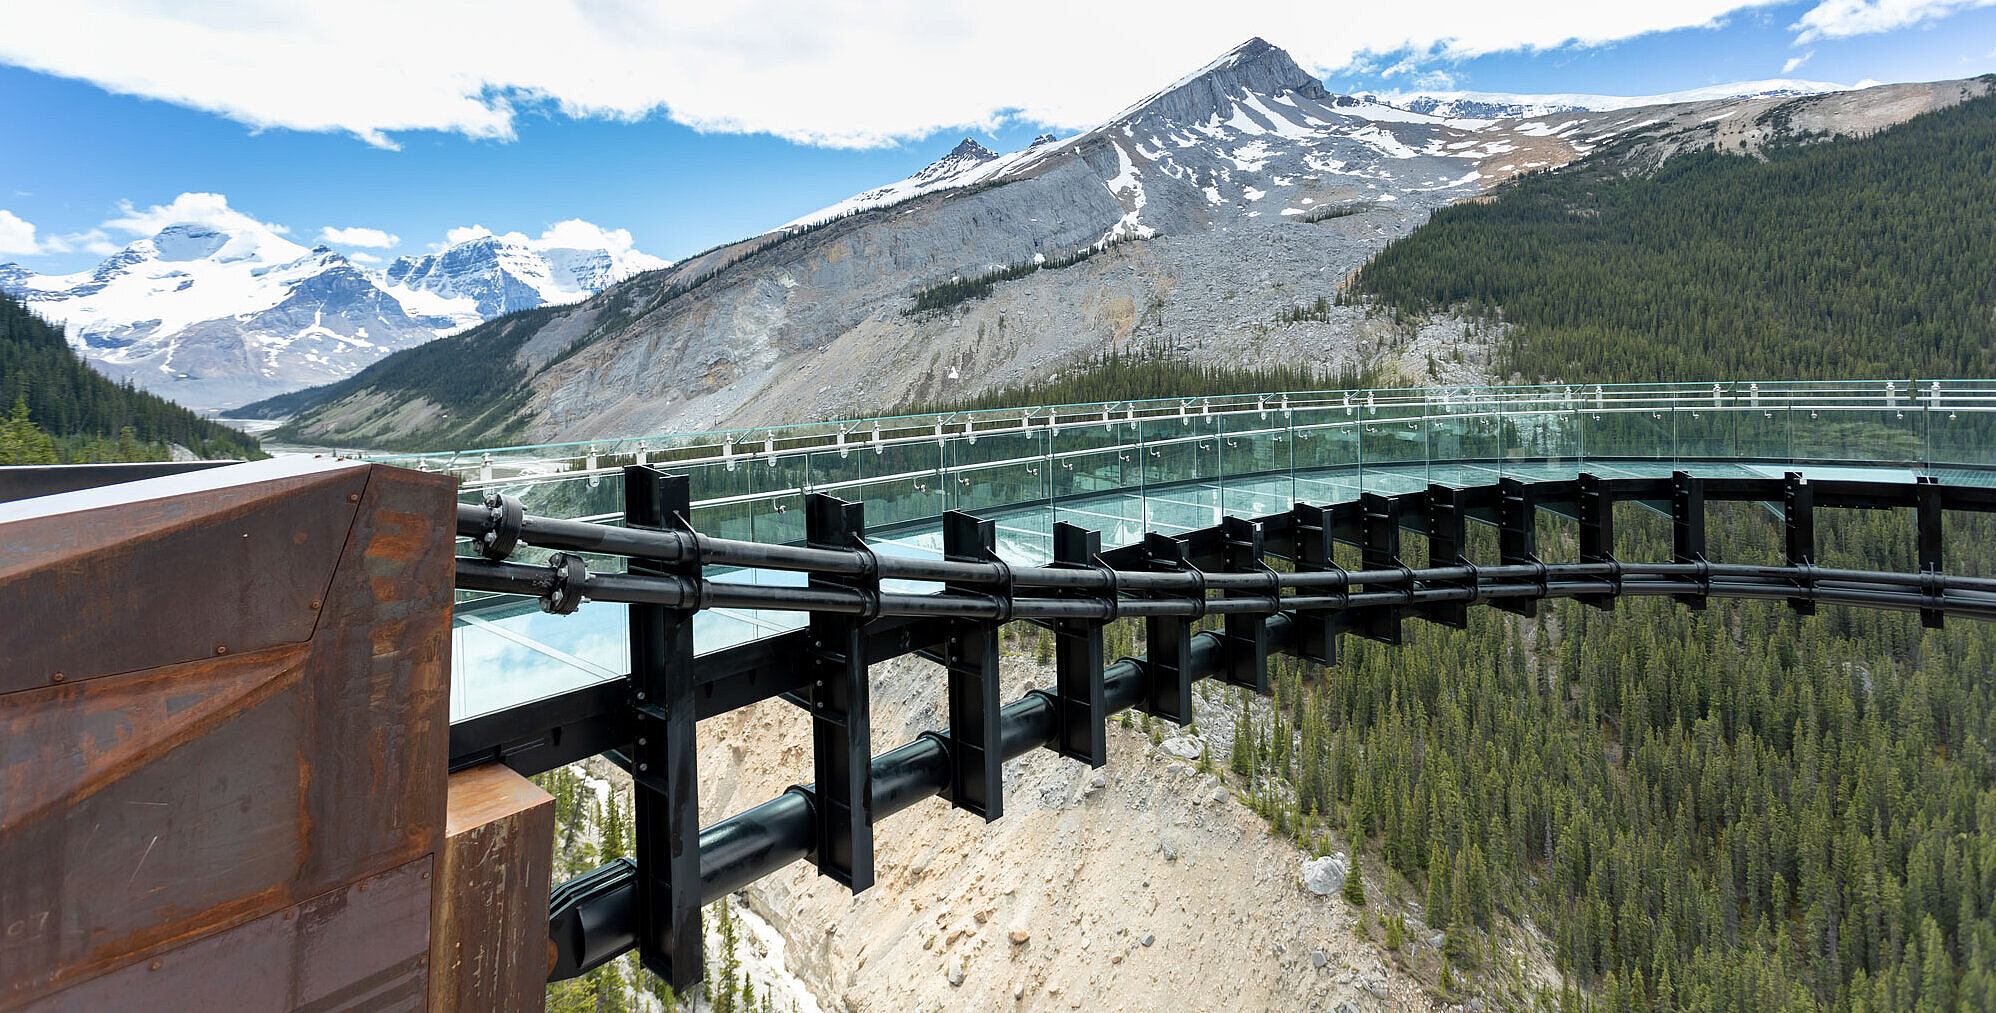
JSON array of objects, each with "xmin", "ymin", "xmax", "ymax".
[
  {"xmin": 780, "ymin": 137, "xmax": 1008, "ymax": 230},
  {"xmin": 382, "ymin": 232, "xmax": 670, "ymax": 328},
  {"xmin": 1367, "ymin": 78, "xmax": 1854, "ymax": 121},
  {"xmin": 0, "ymin": 219, "xmax": 668, "ymax": 410},
  {"xmin": 267, "ymin": 39, "xmax": 1985, "ymax": 450}
]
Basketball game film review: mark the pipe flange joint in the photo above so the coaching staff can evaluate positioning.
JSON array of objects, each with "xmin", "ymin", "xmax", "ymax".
[
  {"xmin": 480, "ymin": 490, "xmax": 524, "ymax": 561},
  {"xmin": 541, "ymin": 552, "xmax": 588, "ymax": 615}
]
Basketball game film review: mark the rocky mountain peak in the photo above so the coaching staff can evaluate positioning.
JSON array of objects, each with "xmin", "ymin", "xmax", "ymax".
[
  {"xmin": 909, "ymin": 138, "xmax": 1001, "ymax": 186},
  {"xmin": 1111, "ymin": 37, "xmax": 1330, "ymax": 128}
]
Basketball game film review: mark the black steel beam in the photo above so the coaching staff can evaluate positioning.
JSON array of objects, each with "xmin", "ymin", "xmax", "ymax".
[
  {"xmin": 624, "ymin": 466, "xmax": 703, "ymax": 989},
  {"xmin": 804, "ymin": 493, "xmax": 875, "ymax": 892},
  {"xmin": 1050, "ymin": 522, "xmax": 1108, "ymax": 766},
  {"xmin": 940, "ymin": 510, "xmax": 1004, "ymax": 821}
]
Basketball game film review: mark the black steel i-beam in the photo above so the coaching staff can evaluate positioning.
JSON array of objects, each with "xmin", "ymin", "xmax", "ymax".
[
  {"xmin": 941, "ymin": 510, "xmax": 1004, "ymax": 820},
  {"xmin": 1918, "ymin": 476, "xmax": 1945, "ymax": 629},
  {"xmin": 1785, "ymin": 472, "xmax": 1816, "ymax": 616},
  {"xmin": 1359, "ymin": 492, "xmax": 1405, "ymax": 643},
  {"xmin": 1288, "ymin": 502, "xmax": 1342, "ymax": 665},
  {"xmin": 804, "ymin": 493, "xmax": 875, "ymax": 891},
  {"xmin": 1220, "ymin": 516, "xmax": 1273, "ymax": 694},
  {"xmin": 1051, "ymin": 522, "xmax": 1109, "ymax": 766},
  {"xmin": 624, "ymin": 466, "xmax": 703, "ymax": 989},
  {"xmin": 1673, "ymin": 471, "xmax": 1709, "ymax": 610},
  {"xmin": 1141, "ymin": 532, "xmax": 1197, "ymax": 724},
  {"xmin": 1495, "ymin": 477, "xmax": 1540, "ymax": 617},
  {"xmin": 1577, "ymin": 474, "xmax": 1617, "ymax": 611},
  {"xmin": 1425, "ymin": 484, "xmax": 1471, "ymax": 628}
]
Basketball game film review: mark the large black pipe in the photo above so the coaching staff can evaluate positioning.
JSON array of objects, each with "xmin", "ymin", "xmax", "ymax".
[{"xmin": 458, "ymin": 554, "xmax": 1996, "ymax": 625}]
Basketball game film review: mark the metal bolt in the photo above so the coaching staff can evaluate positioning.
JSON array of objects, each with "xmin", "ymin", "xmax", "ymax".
[
  {"xmin": 50, "ymin": 672, "xmax": 64, "ymax": 684},
  {"xmin": 421, "ymin": 870, "xmax": 431, "ymax": 880},
  {"xmin": 283, "ymin": 909, "xmax": 296, "ymax": 920},
  {"xmin": 149, "ymin": 960, "xmax": 163, "ymax": 971},
  {"xmin": 347, "ymin": 493, "xmax": 360, "ymax": 503},
  {"xmin": 637, "ymin": 738, "xmax": 648, "ymax": 747},
  {"xmin": 215, "ymin": 645, "xmax": 229, "ymax": 656},
  {"xmin": 309, "ymin": 599, "xmax": 322, "ymax": 610},
  {"xmin": 357, "ymin": 882, "xmax": 368, "ymax": 892},
  {"xmin": 638, "ymin": 763, "xmax": 649, "ymax": 772}
]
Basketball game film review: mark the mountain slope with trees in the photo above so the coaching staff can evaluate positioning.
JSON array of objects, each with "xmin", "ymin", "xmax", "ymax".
[
  {"xmin": 0, "ymin": 293, "xmax": 261, "ymax": 463},
  {"xmin": 1350, "ymin": 82, "xmax": 1996, "ymax": 383}
]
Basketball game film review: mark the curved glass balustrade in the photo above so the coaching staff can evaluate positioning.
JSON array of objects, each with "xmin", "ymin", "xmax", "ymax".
[{"xmin": 417, "ymin": 379, "xmax": 1996, "ymax": 721}]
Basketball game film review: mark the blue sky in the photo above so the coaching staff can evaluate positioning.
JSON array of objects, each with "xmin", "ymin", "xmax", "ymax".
[{"xmin": 1, "ymin": 0, "xmax": 1992, "ymax": 274}]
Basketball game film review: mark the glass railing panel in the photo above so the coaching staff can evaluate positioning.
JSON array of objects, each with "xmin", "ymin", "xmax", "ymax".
[
  {"xmin": 1427, "ymin": 401, "xmax": 1502, "ymax": 465},
  {"xmin": 1672, "ymin": 406, "xmax": 1737, "ymax": 460},
  {"xmin": 1140, "ymin": 412, "xmax": 1219, "ymax": 526},
  {"xmin": 1289, "ymin": 407, "xmax": 1360, "ymax": 505},
  {"xmin": 1218, "ymin": 410, "xmax": 1290, "ymax": 517},
  {"xmin": 1499, "ymin": 404, "xmax": 1580, "ymax": 473},
  {"xmin": 944, "ymin": 427, "xmax": 1048, "ymax": 516},
  {"xmin": 1791, "ymin": 406, "xmax": 1925, "ymax": 466},
  {"xmin": 1356, "ymin": 402, "xmax": 1421, "ymax": 495},
  {"xmin": 1578, "ymin": 405, "xmax": 1673, "ymax": 461},
  {"xmin": 1927, "ymin": 407, "xmax": 1996, "ymax": 470},
  {"xmin": 1731, "ymin": 405, "xmax": 1791, "ymax": 462}
]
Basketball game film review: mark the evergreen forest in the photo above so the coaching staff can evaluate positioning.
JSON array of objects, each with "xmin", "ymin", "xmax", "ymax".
[
  {"xmin": 1350, "ymin": 87, "xmax": 1996, "ymax": 383},
  {"xmin": 0, "ymin": 293, "xmax": 262, "ymax": 463}
]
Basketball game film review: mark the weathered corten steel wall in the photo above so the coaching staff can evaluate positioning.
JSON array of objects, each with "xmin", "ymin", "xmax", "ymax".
[{"xmin": 0, "ymin": 457, "xmax": 463, "ymax": 1011}]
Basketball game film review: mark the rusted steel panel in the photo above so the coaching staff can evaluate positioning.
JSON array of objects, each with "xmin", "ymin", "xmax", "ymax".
[
  {"xmin": 0, "ymin": 456, "xmax": 369, "ymax": 694},
  {"xmin": 0, "ymin": 460, "xmax": 456, "ymax": 1008},
  {"xmin": 430, "ymin": 764, "xmax": 554, "ymax": 1013},
  {"xmin": 16, "ymin": 857, "xmax": 433, "ymax": 1013}
]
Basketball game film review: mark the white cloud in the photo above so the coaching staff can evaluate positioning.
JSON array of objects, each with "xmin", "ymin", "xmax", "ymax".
[
  {"xmin": 1784, "ymin": 50, "xmax": 1816, "ymax": 73},
  {"xmin": 102, "ymin": 191, "xmax": 288, "ymax": 238},
  {"xmin": 537, "ymin": 219, "xmax": 637, "ymax": 254},
  {"xmin": 0, "ymin": 1, "xmax": 1810, "ymax": 150},
  {"xmin": 346, "ymin": 250, "xmax": 383, "ymax": 264},
  {"xmin": 430, "ymin": 219, "xmax": 662, "ymax": 265},
  {"xmin": 0, "ymin": 209, "xmax": 44, "ymax": 255},
  {"xmin": 1793, "ymin": 0, "xmax": 1996, "ymax": 42},
  {"xmin": 319, "ymin": 225, "xmax": 399, "ymax": 247},
  {"xmin": 445, "ymin": 225, "xmax": 494, "ymax": 246}
]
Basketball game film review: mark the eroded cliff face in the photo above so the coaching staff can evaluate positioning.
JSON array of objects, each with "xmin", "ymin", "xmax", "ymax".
[{"xmin": 691, "ymin": 652, "xmax": 1438, "ymax": 1013}]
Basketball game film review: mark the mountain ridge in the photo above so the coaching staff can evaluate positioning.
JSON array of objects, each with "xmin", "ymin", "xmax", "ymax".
[
  {"xmin": 0, "ymin": 216, "xmax": 668, "ymax": 411},
  {"xmin": 237, "ymin": 43, "xmax": 1992, "ymax": 451}
]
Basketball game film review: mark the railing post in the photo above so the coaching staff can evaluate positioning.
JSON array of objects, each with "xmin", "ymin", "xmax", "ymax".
[
  {"xmin": 941, "ymin": 511, "xmax": 1004, "ymax": 820},
  {"xmin": 804, "ymin": 493, "xmax": 875, "ymax": 891},
  {"xmin": 624, "ymin": 466, "xmax": 703, "ymax": 989}
]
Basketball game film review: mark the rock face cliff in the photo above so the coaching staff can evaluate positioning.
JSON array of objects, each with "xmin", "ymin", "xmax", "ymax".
[
  {"xmin": 693, "ymin": 651, "xmax": 1450, "ymax": 1013},
  {"xmin": 261, "ymin": 40, "xmax": 1991, "ymax": 451}
]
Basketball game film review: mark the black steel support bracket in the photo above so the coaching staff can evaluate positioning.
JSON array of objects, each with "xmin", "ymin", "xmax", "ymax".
[
  {"xmin": 941, "ymin": 510, "xmax": 1005, "ymax": 820},
  {"xmin": 624, "ymin": 466, "xmax": 703, "ymax": 989},
  {"xmin": 1051, "ymin": 522, "xmax": 1109, "ymax": 767},
  {"xmin": 805, "ymin": 493, "xmax": 876, "ymax": 892}
]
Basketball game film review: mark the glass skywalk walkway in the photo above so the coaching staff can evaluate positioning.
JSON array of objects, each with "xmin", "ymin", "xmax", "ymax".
[{"xmin": 383, "ymin": 380, "xmax": 1996, "ymax": 721}]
